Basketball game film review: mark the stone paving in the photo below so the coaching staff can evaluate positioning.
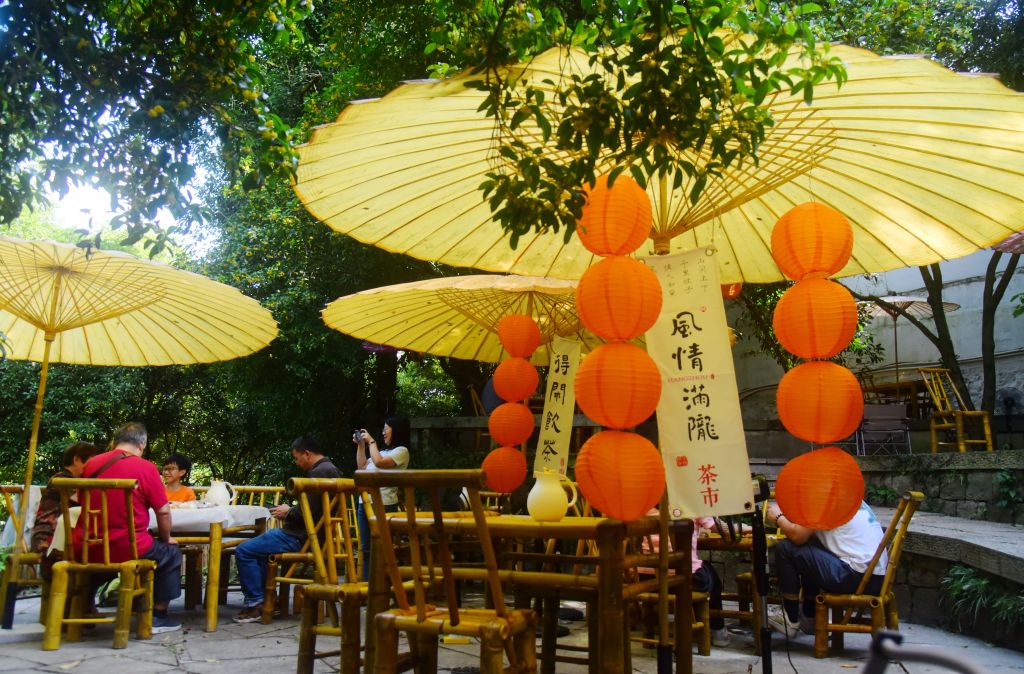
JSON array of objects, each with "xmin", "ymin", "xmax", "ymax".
[{"xmin": 2, "ymin": 593, "xmax": 1022, "ymax": 673}]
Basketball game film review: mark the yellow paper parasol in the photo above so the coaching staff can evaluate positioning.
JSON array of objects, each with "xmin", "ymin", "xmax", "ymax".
[
  {"xmin": 322, "ymin": 274, "xmax": 605, "ymax": 365},
  {"xmin": 0, "ymin": 237, "xmax": 278, "ymax": 543},
  {"xmin": 295, "ymin": 44, "xmax": 1024, "ymax": 282},
  {"xmin": 862, "ymin": 295, "xmax": 960, "ymax": 394}
]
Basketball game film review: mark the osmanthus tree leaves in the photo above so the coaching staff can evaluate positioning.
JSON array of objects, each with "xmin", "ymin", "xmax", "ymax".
[
  {"xmin": 0, "ymin": 0, "xmax": 313, "ymax": 252},
  {"xmin": 426, "ymin": 0, "xmax": 848, "ymax": 247}
]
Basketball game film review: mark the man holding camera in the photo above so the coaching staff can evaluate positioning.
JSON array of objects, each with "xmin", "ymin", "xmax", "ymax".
[{"xmin": 232, "ymin": 436, "xmax": 340, "ymax": 623}]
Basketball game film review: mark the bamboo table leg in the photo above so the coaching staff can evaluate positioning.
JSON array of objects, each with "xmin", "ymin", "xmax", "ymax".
[
  {"xmin": 595, "ymin": 521, "xmax": 627, "ymax": 674},
  {"xmin": 364, "ymin": 534, "xmax": 389, "ymax": 672},
  {"xmin": 205, "ymin": 521, "xmax": 223, "ymax": 632}
]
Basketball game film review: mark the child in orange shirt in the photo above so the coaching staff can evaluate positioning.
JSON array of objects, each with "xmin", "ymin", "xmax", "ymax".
[{"xmin": 162, "ymin": 453, "xmax": 197, "ymax": 502}]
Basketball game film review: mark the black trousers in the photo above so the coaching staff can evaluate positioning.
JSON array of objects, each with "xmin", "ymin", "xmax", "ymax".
[{"xmin": 692, "ymin": 562, "xmax": 724, "ymax": 630}]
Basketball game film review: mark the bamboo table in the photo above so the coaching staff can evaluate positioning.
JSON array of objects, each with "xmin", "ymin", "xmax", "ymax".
[
  {"xmin": 168, "ymin": 504, "xmax": 269, "ymax": 631},
  {"xmin": 365, "ymin": 513, "xmax": 693, "ymax": 674}
]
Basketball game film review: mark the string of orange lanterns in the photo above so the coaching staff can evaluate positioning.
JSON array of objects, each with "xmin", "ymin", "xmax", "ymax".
[
  {"xmin": 480, "ymin": 314, "xmax": 540, "ymax": 493},
  {"xmin": 572, "ymin": 175, "xmax": 667, "ymax": 522},
  {"xmin": 770, "ymin": 202, "xmax": 865, "ymax": 529}
]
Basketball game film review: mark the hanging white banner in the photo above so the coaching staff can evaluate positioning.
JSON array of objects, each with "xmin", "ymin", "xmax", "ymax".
[
  {"xmin": 534, "ymin": 336, "xmax": 581, "ymax": 476},
  {"xmin": 643, "ymin": 249, "xmax": 754, "ymax": 518}
]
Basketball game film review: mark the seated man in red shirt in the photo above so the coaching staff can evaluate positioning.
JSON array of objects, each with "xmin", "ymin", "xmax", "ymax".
[{"xmin": 75, "ymin": 422, "xmax": 182, "ymax": 633}]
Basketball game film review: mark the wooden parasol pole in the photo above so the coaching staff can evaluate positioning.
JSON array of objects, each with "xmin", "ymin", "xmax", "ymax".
[{"xmin": 17, "ymin": 273, "xmax": 63, "ymax": 553}]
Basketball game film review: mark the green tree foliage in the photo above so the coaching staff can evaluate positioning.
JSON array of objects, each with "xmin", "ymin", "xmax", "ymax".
[
  {"xmin": 428, "ymin": 0, "xmax": 847, "ymax": 246},
  {"xmin": 396, "ymin": 357, "xmax": 463, "ymax": 417},
  {"xmin": 0, "ymin": 0, "xmax": 313, "ymax": 250}
]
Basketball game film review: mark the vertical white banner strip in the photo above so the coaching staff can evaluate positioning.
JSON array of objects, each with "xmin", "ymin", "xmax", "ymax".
[
  {"xmin": 535, "ymin": 336, "xmax": 581, "ymax": 476},
  {"xmin": 643, "ymin": 249, "xmax": 754, "ymax": 518}
]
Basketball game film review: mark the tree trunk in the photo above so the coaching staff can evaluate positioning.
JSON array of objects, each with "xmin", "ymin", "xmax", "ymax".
[
  {"xmin": 919, "ymin": 264, "xmax": 974, "ymax": 408},
  {"xmin": 981, "ymin": 251, "xmax": 1021, "ymax": 413}
]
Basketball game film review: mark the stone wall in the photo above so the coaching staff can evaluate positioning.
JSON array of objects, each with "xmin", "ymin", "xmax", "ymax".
[
  {"xmin": 893, "ymin": 552, "xmax": 1024, "ymax": 651},
  {"xmin": 704, "ymin": 549, "xmax": 1024, "ymax": 652},
  {"xmin": 859, "ymin": 451, "xmax": 1024, "ymax": 524}
]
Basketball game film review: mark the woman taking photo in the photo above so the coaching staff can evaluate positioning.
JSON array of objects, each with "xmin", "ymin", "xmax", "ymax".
[{"xmin": 354, "ymin": 414, "xmax": 411, "ymax": 581}]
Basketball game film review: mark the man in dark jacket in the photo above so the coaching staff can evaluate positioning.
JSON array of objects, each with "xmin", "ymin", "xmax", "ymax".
[{"xmin": 232, "ymin": 436, "xmax": 340, "ymax": 623}]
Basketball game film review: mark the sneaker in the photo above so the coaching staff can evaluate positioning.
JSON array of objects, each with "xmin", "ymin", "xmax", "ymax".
[
  {"xmin": 151, "ymin": 614, "xmax": 182, "ymax": 634},
  {"xmin": 232, "ymin": 605, "xmax": 263, "ymax": 624},
  {"xmin": 767, "ymin": 608, "xmax": 800, "ymax": 639},
  {"xmin": 711, "ymin": 627, "xmax": 731, "ymax": 647},
  {"xmin": 799, "ymin": 614, "xmax": 816, "ymax": 635}
]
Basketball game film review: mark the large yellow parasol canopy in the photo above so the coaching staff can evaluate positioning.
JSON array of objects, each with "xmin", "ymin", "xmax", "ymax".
[
  {"xmin": 322, "ymin": 274, "xmax": 605, "ymax": 365},
  {"xmin": 295, "ymin": 44, "xmax": 1024, "ymax": 282},
  {"xmin": 0, "ymin": 237, "xmax": 278, "ymax": 540}
]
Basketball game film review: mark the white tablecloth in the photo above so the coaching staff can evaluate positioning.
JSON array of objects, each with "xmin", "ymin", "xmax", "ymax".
[
  {"xmin": 0, "ymin": 486, "xmax": 42, "ymax": 548},
  {"xmin": 50, "ymin": 504, "xmax": 272, "ymax": 553}
]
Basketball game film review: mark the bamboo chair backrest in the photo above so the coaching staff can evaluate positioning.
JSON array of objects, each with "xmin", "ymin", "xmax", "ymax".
[
  {"xmin": 918, "ymin": 368, "xmax": 967, "ymax": 413},
  {"xmin": 193, "ymin": 485, "xmax": 286, "ymax": 507},
  {"xmin": 355, "ymin": 469, "xmax": 505, "ymax": 627},
  {"xmin": 50, "ymin": 477, "xmax": 139, "ymax": 565},
  {"xmin": 854, "ymin": 492, "xmax": 924, "ymax": 599},
  {"xmin": 1, "ymin": 485, "xmax": 26, "ymax": 539},
  {"xmin": 234, "ymin": 485, "xmax": 287, "ymax": 507},
  {"xmin": 287, "ymin": 477, "xmax": 359, "ymax": 583},
  {"xmin": 468, "ymin": 385, "xmax": 487, "ymax": 416}
]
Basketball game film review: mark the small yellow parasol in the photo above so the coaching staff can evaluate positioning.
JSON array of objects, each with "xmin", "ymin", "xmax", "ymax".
[
  {"xmin": 0, "ymin": 237, "xmax": 278, "ymax": 547},
  {"xmin": 322, "ymin": 274, "xmax": 607, "ymax": 365}
]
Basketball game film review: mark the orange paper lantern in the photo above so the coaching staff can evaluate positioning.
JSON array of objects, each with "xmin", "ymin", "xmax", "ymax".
[
  {"xmin": 576, "ymin": 256, "xmax": 662, "ymax": 341},
  {"xmin": 575, "ymin": 343, "xmax": 662, "ymax": 429},
  {"xmin": 574, "ymin": 430, "xmax": 665, "ymax": 521},
  {"xmin": 481, "ymin": 446, "xmax": 527, "ymax": 493},
  {"xmin": 774, "ymin": 447, "xmax": 864, "ymax": 529},
  {"xmin": 497, "ymin": 314, "xmax": 542, "ymax": 358},
  {"xmin": 488, "ymin": 402, "xmax": 535, "ymax": 447},
  {"xmin": 772, "ymin": 278, "xmax": 857, "ymax": 359},
  {"xmin": 771, "ymin": 202, "xmax": 853, "ymax": 281},
  {"xmin": 776, "ymin": 361, "xmax": 863, "ymax": 443},
  {"xmin": 721, "ymin": 283, "xmax": 743, "ymax": 300},
  {"xmin": 493, "ymin": 357, "xmax": 539, "ymax": 402},
  {"xmin": 576, "ymin": 174, "xmax": 652, "ymax": 256}
]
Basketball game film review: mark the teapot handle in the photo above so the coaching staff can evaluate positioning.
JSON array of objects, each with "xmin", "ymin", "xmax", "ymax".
[
  {"xmin": 225, "ymin": 482, "xmax": 236, "ymax": 503},
  {"xmin": 561, "ymin": 476, "xmax": 578, "ymax": 509}
]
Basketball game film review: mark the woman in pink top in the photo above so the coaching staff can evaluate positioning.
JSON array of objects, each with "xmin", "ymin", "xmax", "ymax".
[
  {"xmin": 691, "ymin": 516, "xmax": 728, "ymax": 646},
  {"xmin": 643, "ymin": 512, "xmax": 729, "ymax": 646}
]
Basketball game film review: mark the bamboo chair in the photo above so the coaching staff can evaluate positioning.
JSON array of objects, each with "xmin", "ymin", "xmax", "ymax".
[
  {"xmin": 918, "ymin": 368, "xmax": 993, "ymax": 452},
  {"xmin": 629, "ymin": 531, "xmax": 713, "ymax": 657},
  {"xmin": 468, "ymin": 385, "xmax": 493, "ymax": 452},
  {"xmin": 262, "ymin": 478, "xmax": 357, "ymax": 623},
  {"xmin": 42, "ymin": 478, "xmax": 156, "ymax": 650},
  {"xmin": 356, "ymin": 468, "xmax": 537, "ymax": 674},
  {"xmin": 718, "ymin": 505, "xmax": 773, "ymax": 652},
  {"xmin": 813, "ymin": 491, "xmax": 924, "ymax": 658},
  {"xmin": 0, "ymin": 485, "xmax": 43, "ymax": 629}
]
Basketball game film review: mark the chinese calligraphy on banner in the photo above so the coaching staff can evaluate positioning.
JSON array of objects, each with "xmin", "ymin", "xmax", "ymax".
[
  {"xmin": 643, "ymin": 249, "xmax": 754, "ymax": 518},
  {"xmin": 534, "ymin": 336, "xmax": 581, "ymax": 476}
]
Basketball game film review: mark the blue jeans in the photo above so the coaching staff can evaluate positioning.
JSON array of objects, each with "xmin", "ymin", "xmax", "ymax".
[
  {"xmin": 234, "ymin": 528, "xmax": 304, "ymax": 607},
  {"xmin": 357, "ymin": 501, "xmax": 399, "ymax": 582},
  {"xmin": 774, "ymin": 538, "xmax": 883, "ymax": 616},
  {"xmin": 143, "ymin": 539, "xmax": 182, "ymax": 606}
]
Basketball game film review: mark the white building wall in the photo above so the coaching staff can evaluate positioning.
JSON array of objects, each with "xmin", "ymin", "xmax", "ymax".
[{"xmin": 732, "ymin": 248, "xmax": 1024, "ymax": 421}]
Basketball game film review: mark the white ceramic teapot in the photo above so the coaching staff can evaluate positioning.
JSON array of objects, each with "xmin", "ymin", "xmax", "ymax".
[
  {"xmin": 205, "ymin": 480, "xmax": 236, "ymax": 507},
  {"xmin": 526, "ymin": 469, "xmax": 577, "ymax": 522}
]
